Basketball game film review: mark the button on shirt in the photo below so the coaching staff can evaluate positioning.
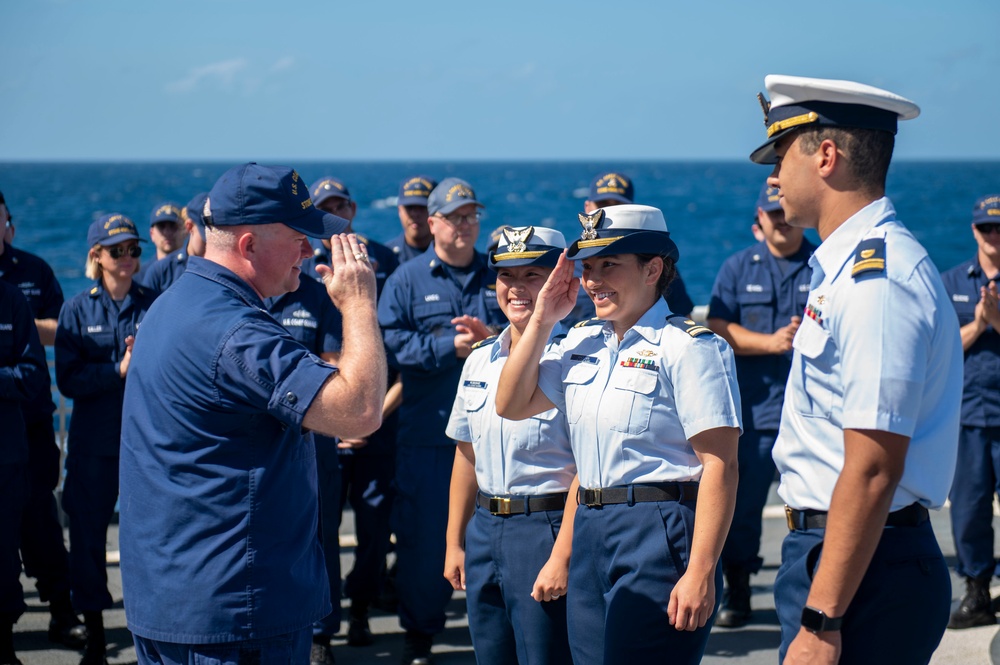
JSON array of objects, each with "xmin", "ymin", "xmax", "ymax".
[
  {"xmin": 118, "ymin": 257, "xmax": 338, "ymax": 643},
  {"xmin": 0, "ymin": 281, "xmax": 47, "ymax": 464},
  {"xmin": 378, "ymin": 247, "xmax": 507, "ymax": 448},
  {"xmin": 941, "ymin": 257, "xmax": 1000, "ymax": 427},
  {"xmin": 773, "ymin": 198, "xmax": 963, "ymax": 512},
  {"xmin": 446, "ymin": 326, "xmax": 576, "ymax": 496},
  {"xmin": 140, "ymin": 250, "xmax": 190, "ymax": 293},
  {"xmin": 55, "ymin": 280, "xmax": 157, "ymax": 457},
  {"xmin": 537, "ymin": 299, "xmax": 741, "ymax": 489},
  {"xmin": 708, "ymin": 240, "xmax": 814, "ymax": 431}
]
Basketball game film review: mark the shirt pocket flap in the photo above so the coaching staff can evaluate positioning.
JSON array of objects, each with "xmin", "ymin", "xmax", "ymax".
[
  {"xmin": 463, "ymin": 388, "xmax": 490, "ymax": 413},
  {"xmin": 611, "ymin": 369, "xmax": 658, "ymax": 394},
  {"xmin": 792, "ymin": 316, "xmax": 831, "ymax": 359},
  {"xmin": 737, "ymin": 291, "xmax": 773, "ymax": 305},
  {"xmin": 564, "ymin": 361, "xmax": 600, "ymax": 385},
  {"xmin": 533, "ymin": 407, "xmax": 560, "ymax": 422}
]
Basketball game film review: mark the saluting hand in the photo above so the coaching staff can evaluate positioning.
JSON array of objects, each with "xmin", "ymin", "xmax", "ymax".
[
  {"xmin": 533, "ymin": 251, "xmax": 579, "ymax": 327},
  {"xmin": 316, "ymin": 234, "xmax": 377, "ymax": 312}
]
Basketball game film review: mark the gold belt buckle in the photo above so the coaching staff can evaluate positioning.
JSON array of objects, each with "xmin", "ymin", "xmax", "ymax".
[
  {"xmin": 785, "ymin": 505, "xmax": 795, "ymax": 531},
  {"xmin": 584, "ymin": 488, "xmax": 603, "ymax": 507},
  {"xmin": 489, "ymin": 497, "xmax": 512, "ymax": 515}
]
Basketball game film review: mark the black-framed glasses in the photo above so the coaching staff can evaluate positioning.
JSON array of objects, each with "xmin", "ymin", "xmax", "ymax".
[
  {"xmin": 436, "ymin": 211, "xmax": 482, "ymax": 227},
  {"xmin": 975, "ymin": 223, "xmax": 1000, "ymax": 235},
  {"xmin": 106, "ymin": 244, "xmax": 142, "ymax": 259}
]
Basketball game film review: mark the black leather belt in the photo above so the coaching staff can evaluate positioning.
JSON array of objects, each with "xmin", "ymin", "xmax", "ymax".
[
  {"xmin": 476, "ymin": 491, "xmax": 568, "ymax": 516},
  {"xmin": 577, "ymin": 482, "xmax": 699, "ymax": 508},
  {"xmin": 785, "ymin": 502, "xmax": 929, "ymax": 531}
]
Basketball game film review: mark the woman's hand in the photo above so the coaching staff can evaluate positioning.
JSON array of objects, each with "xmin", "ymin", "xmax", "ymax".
[
  {"xmin": 443, "ymin": 544, "xmax": 466, "ymax": 591},
  {"xmin": 667, "ymin": 566, "xmax": 716, "ymax": 631},
  {"xmin": 533, "ymin": 251, "xmax": 579, "ymax": 327},
  {"xmin": 530, "ymin": 553, "xmax": 569, "ymax": 602},
  {"xmin": 119, "ymin": 335, "xmax": 135, "ymax": 378}
]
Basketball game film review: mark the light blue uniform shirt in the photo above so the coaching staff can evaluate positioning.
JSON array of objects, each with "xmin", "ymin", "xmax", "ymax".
[
  {"xmin": 446, "ymin": 325, "xmax": 575, "ymax": 496},
  {"xmin": 773, "ymin": 197, "xmax": 963, "ymax": 512},
  {"xmin": 538, "ymin": 299, "xmax": 742, "ymax": 489}
]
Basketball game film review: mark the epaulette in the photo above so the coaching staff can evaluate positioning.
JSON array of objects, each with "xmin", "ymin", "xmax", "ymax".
[
  {"xmin": 851, "ymin": 237, "xmax": 886, "ymax": 278},
  {"xmin": 573, "ymin": 317, "xmax": 602, "ymax": 329},
  {"xmin": 471, "ymin": 335, "xmax": 498, "ymax": 350},
  {"xmin": 89, "ymin": 286, "xmax": 100, "ymax": 297},
  {"xmin": 666, "ymin": 315, "xmax": 714, "ymax": 338}
]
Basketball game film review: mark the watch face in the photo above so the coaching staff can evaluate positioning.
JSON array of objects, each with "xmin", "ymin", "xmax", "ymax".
[{"xmin": 801, "ymin": 606, "xmax": 826, "ymax": 632}]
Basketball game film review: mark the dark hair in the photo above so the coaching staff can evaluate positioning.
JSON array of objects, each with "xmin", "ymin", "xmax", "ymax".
[
  {"xmin": 635, "ymin": 253, "xmax": 677, "ymax": 298},
  {"xmin": 797, "ymin": 126, "xmax": 895, "ymax": 192}
]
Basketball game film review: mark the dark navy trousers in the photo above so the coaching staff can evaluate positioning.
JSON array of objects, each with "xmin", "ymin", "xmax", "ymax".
[
  {"xmin": 133, "ymin": 626, "xmax": 311, "ymax": 665},
  {"xmin": 313, "ymin": 439, "xmax": 343, "ymax": 640},
  {"xmin": 567, "ymin": 500, "xmax": 719, "ymax": 665},
  {"xmin": 949, "ymin": 425, "xmax": 1000, "ymax": 580},
  {"xmin": 337, "ymin": 452, "xmax": 394, "ymax": 606},
  {"xmin": 721, "ymin": 429, "xmax": 778, "ymax": 573},
  {"xmin": 0, "ymin": 464, "xmax": 28, "ymax": 620},
  {"xmin": 775, "ymin": 520, "xmax": 950, "ymax": 664},
  {"xmin": 392, "ymin": 445, "xmax": 454, "ymax": 635},
  {"xmin": 62, "ymin": 454, "xmax": 118, "ymax": 612},
  {"xmin": 464, "ymin": 504, "xmax": 571, "ymax": 665}
]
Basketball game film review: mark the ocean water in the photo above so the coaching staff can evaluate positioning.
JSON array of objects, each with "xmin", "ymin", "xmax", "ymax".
[{"xmin": 1, "ymin": 160, "xmax": 999, "ymax": 306}]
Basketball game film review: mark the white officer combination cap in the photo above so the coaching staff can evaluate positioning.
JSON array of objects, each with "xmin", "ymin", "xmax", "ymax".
[
  {"xmin": 750, "ymin": 74, "xmax": 921, "ymax": 164},
  {"xmin": 567, "ymin": 204, "xmax": 679, "ymax": 262},
  {"xmin": 489, "ymin": 225, "xmax": 567, "ymax": 268}
]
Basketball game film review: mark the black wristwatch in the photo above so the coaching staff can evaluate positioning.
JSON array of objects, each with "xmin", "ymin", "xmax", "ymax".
[{"xmin": 801, "ymin": 606, "xmax": 843, "ymax": 633}]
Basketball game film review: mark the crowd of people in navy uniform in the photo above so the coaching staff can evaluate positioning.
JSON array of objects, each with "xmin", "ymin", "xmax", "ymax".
[{"xmin": 0, "ymin": 73, "xmax": 998, "ymax": 665}]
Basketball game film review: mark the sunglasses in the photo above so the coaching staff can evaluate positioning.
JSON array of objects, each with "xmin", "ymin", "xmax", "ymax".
[
  {"xmin": 975, "ymin": 223, "xmax": 1000, "ymax": 235},
  {"xmin": 106, "ymin": 244, "xmax": 142, "ymax": 259}
]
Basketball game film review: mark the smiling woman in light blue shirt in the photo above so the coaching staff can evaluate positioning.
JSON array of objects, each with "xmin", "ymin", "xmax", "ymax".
[{"xmin": 496, "ymin": 205, "xmax": 741, "ymax": 665}]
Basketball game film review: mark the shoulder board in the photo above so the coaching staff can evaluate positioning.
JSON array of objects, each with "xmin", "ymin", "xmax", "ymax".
[
  {"xmin": 666, "ymin": 315, "xmax": 714, "ymax": 338},
  {"xmin": 851, "ymin": 237, "xmax": 886, "ymax": 278},
  {"xmin": 471, "ymin": 335, "xmax": 498, "ymax": 350},
  {"xmin": 573, "ymin": 317, "xmax": 602, "ymax": 329}
]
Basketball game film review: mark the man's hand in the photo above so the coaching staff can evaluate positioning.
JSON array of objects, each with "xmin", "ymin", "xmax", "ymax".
[
  {"xmin": 769, "ymin": 316, "xmax": 802, "ymax": 354},
  {"xmin": 981, "ymin": 280, "xmax": 1000, "ymax": 330},
  {"xmin": 337, "ymin": 437, "xmax": 369, "ymax": 450},
  {"xmin": 316, "ymin": 234, "xmax": 377, "ymax": 312},
  {"xmin": 784, "ymin": 627, "xmax": 842, "ymax": 665},
  {"xmin": 444, "ymin": 544, "xmax": 466, "ymax": 591}
]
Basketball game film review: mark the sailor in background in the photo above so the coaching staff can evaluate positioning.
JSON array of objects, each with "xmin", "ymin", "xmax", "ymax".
[
  {"xmin": 387, "ymin": 176, "xmax": 438, "ymax": 264},
  {"xmin": 0, "ymin": 189, "xmax": 87, "ymax": 650},
  {"xmin": 378, "ymin": 177, "xmax": 507, "ymax": 665},
  {"xmin": 139, "ymin": 192, "xmax": 209, "ymax": 292},
  {"xmin": 55, "ymin": 214, "xmax": 158, "ymax": 665},
  {"xmin": 941, "ymin": 194, "xmax": 1000, "ymax": 629},
  {"xmin": 707, "ymin": 183, "xmax": 814, "ymax": 627},
  {"xmin": 444, "ymin": 225, "xmax": 575, "ymax": 665},
  {"xmin": 752, "ymin": 75, "xmax": 962, "ymax": 664},
  {"xmin": 134, "ymin": 202, "xmax": 186, "ymax": 283},
  {"xmin": 496, "ymin": 205, "xmax": 741, "ymax": 665}
]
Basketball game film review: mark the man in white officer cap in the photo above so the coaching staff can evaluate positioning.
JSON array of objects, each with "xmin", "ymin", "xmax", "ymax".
[{"xmin": 751, "ymin": 75, "xmax": 962, "ymax": 664}]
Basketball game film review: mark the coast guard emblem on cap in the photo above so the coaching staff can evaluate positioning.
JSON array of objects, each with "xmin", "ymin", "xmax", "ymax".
[
  {"xmin": 446, "ymin": 182, "xmax": 474, "ymax": 202},
  {"xmin": 578, "ymin": 210, "xmax": 604, "ymax": 241},
  {"xmin": 502, "ymin": 226, "xmax": 533, "ymax": 253}
]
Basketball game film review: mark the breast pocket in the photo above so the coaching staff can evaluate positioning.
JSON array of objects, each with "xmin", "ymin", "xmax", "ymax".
[
  {"xmin": 413, "ymin": 301, "xmax": 455, "ymax": 336},
  {"xmin": 791, "ymin": 316, "xmax": 835, "ymax": 418},
  {"xmin": 526, "ymin": 407, "xmax": 561, "ymax": 451},
  {"xmin": 563, "ymin": 361, "xmax": 600, "ymax": 424},
  {"xmin": 737, "ymin": 291, "xmax": 774, "ymax": 333},
  {"xmin": 462, "ymin": 387, "xmax": 491, "ymax": 443},
  {"xmin": 609, "ymin": 370, "xmax": 658, "ymax": 435},
  {"xmin": 83, "ymin": 331, "xmax": 116, "ymax": 361}
]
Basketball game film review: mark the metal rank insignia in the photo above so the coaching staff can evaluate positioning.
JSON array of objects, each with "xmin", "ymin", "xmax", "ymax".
[
  {"xmin": 501, "ymin": 226, "xmax": 534, "ymax": 253},
  {"xmin": 578, "ymin": 209, "xmax": 604, "ymax": 241}
]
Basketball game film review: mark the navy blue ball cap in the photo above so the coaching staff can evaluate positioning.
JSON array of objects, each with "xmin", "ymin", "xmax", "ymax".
[
  {"xmin": 88, "ymin": 213, "xmax": 142, "ymax": 247},
  {"xmin": 150, "ymin": 202, "xmax": 183, "ymax": 226},
  {"xmin": 489, "ymin": 226, "xmax": 567, "ymax": 269},
  {"xmin": 756, "ymin": 183, "xmax": 782, "ymax": 213},
  {"xmin": 973, "ymin": 194, "xmax": 1000, "ymax": 225},
  {"xmin": 398, "ymin": 175, "xmax": 438, "ymax": 207},
  {"xmin": 183, "ymin": 192, "xmax": 209, "ymax": 230},
  {"xmin": 428, "ymin": 177, "xmax": 484, "ymax": 216},
  {"xmin": 206, "ymin": 163, "xmax": 350, "ymax": 239},
  {"xmin": 310, "ymin": 177, "xmax": 352, "ymax": 208},
  {"xmin": 567, "ymin": 204, "xmax": 679, "ymax": 262},
  {"xmin": 750, "ymin": 75, "xmax": 920, "ymax": 165},
  {"xmin": 588, "ymin": 172, "xmax": 634, "ymax": 204}
]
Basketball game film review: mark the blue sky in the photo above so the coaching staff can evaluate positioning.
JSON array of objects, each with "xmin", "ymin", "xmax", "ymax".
[{"xmin": 2, "ymin": 0, "xmax": 997, "ymax": 161}]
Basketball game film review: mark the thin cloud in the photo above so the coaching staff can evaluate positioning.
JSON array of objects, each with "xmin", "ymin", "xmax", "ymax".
[
  {"xmin": 165, "ymin": 58, "xmax": 249, "ymax": 94},
  {"xmin": 269, "ymin": 56, "xmax": 295, "ymax": 73}
]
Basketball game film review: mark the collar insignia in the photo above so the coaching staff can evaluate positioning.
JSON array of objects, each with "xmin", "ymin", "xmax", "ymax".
[
  {"xmin": 578, "ymin": 209, "xmax": 604, "ymax": 241},
  {"xmin": 501, "ymin": 226, "xmax": 534, "ymax": 254}
]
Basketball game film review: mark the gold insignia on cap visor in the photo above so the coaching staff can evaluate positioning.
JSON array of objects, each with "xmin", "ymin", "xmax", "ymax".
[
  {"xmin": 767, "ymin": 112, "xmax": 820, "ymax": 137},
  {"xmin": 578, "ymin": 209, "xmax": 605, "ymax": 241}
]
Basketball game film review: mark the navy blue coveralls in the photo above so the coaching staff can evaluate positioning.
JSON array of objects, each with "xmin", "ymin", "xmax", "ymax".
[
  {"xmin": 265, "ymin": 276, "xmax": 344, "ymax": 641},
  {"xmin": 942, "ymin": 257, "xmax": 1000, "ymax": 581},
  {"xmin": 385, "ymin": 233, "xmax": 426, "ymax": 266},
  {"xmin": 55, "ymin": 280, "xmax": 157, "ymax": 612},
  {"xmin": 139, "ymin": 250, "xmax": 189, "ymax": 293},
  {"xmin": 0, "ymin": 243, "xmax": 73, "ymax": 606},
  {"xmin": 0, "ymin": 281, "xmax": 48, "ymax": 625},
  {"xmin": 708, "ymin": 239, "xmax": 813, "ymax": 574},
  {"xmin": 377, "ymin": 246, "xmax": 506, "ymax": 635}
]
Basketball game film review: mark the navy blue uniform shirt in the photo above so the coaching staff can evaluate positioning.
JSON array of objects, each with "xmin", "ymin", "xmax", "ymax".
[
  {"xmin": 0, "ymin": 242, "xmax": 63, "ymax": 421},
  {"xmin": 941, "ymin": 257, "xmax": 1000, "ymax": 427},
  {"xmin": 378, "ymin": 246, "xmax": 507, "ymax": 447},
  {"xmin": 708, "ymin": 240, "xmax": 814, "ymax": 431},
  {"xmin": 386, "ymin": 233, "xmax": 427, "ymax": 265},
  {"xmin": 119, "ymin": 256, "xmax": 337, "ymax": 643},
  {"xmin": 0, "ymin": 281, "xmax": 47, "ymax": 464},
  {"xmin": 140, "ymin": 250, "xmax": 190, "ymax": 293},
  {"xmin": 55, "ymin": 280, "xmax": 157, "ymax": 457}
]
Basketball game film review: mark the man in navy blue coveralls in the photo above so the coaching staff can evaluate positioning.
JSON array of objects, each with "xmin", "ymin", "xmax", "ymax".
[
  {"xmin": 377, "ymin": 177, "xmax": 507, "ymax": 665},
  {"xmin": 118, "ymin": 163, "xmax": 387, "ymax": 665},
  {"xmin": 0, "ymin": 194, "xmax": 88, "ymax": 650},
  {"xmin": 386, "ymin": 176, "xmax": 437, "ymax": 265},
  {"xmin": 942, "ymin": 194, "xmax": 1000, "ymax": 629},
  {"xmin": 707, "ymin": 183, "xmax": 814, "ymax": 627},
  {"xmin": 0, "ymin": 280, "xmax": 48, "ymax": 665}
]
